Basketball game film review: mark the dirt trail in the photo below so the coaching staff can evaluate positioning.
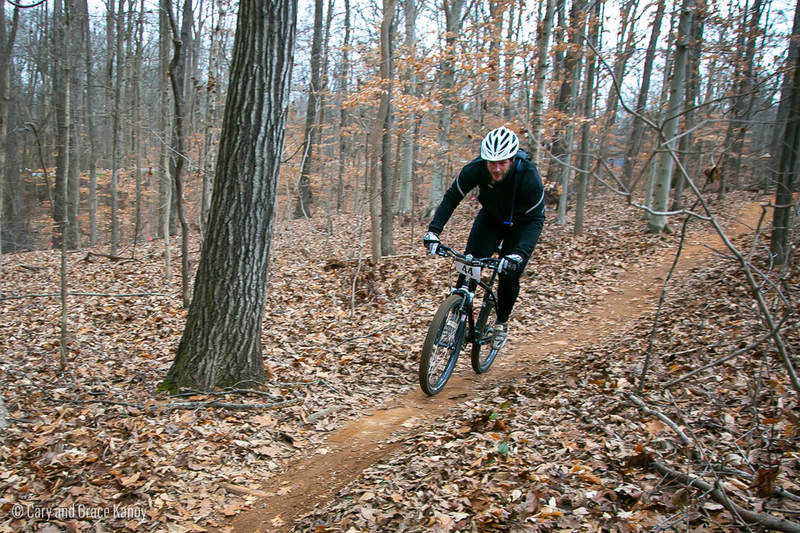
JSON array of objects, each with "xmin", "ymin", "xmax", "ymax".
[{"xmin": 229, "ymin": 202, "xmax": 764, "ymax": 533}]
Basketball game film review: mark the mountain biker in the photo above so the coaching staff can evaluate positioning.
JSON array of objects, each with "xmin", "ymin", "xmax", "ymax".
[{"xmin": 423, "ymin": 126, "xmax": 545, "ymax": 349}]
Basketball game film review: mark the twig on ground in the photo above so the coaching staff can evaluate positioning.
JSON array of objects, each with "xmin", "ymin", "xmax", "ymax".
[
  {"xmin": 162, "ymin": 398, "xmax": 302, "ymax": 411},
  {"xmin": 0, "ymin": 291, "xmax": 174, "ymax": 301},
  {"xmin": 664, "ymin": 324, "xmax": 784, "ymax": 388},
  {"xmin": 628, "ymin": 393, "xmax": 693, "ymax": 447},
  {"xmin": 637, "ymin": 212, "xmax": 694, "ymax": 392},
  {"xmin": 41, "ymin": 392, "xmax": 302, "ymax": 413},
  {"xmin": 220, "ymin": 482, "xmax": 272, "ymax": 499},
  {"xmin": 335, "ymin": 324, "xmax": 394, "ymax": 347},
  {"xmin": 649, "ymin": 460, "xmax": 800, "ymax": 533}
]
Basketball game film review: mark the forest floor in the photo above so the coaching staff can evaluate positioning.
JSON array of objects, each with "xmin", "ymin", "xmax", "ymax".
[{"xmin": 1, "ymin": 191, "xmax": 798, "ymax": 532}]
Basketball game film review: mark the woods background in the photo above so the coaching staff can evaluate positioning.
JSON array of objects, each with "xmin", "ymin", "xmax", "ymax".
[{"xmin": 0, "ymin": 0, "xmax": 797, "ymax": 265}]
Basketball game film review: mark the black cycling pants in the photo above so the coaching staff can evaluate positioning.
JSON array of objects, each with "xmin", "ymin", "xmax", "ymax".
[{"xmin": 463, "ymin": 209, "xmax": 533, "ymax": 323}]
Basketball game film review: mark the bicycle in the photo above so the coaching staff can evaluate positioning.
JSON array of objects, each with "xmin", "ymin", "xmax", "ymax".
[{"xmin": 419, "ymin": 243, "xmax": 515, "ymax": 396}]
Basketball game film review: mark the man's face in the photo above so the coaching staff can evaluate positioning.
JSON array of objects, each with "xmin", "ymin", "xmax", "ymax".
[{"xmin": 487, "ymin": 158, "xmax": 513, "ymax": 182}]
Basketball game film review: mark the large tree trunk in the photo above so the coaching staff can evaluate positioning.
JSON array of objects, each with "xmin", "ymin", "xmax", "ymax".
[
  {"xmin": 672, "ymin": 1, "xmax": 704, "ymax": 210},
  {"xmin": 769, "ymin": 0, "xmax": 800, "ymax": 265},
  {"xmin": 164, "ymin": 0, "xmax": 297, "ymax": 392},
  {"xmin": 294, "ymin": 0, "xmax": 324, "ymax": 219},
  {"xmin": 648, "ymin": 0, "xmax": 693, "ymax": 233}
]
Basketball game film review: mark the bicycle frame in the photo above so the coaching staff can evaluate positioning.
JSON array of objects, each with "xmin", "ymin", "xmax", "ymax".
[
  {"xmin": 438, "ymin": 244, "xmax": 501, "ymax": 346},
  {"xmin": 419, "ymin": 243, "xmax": 505, "ymax": 395}
]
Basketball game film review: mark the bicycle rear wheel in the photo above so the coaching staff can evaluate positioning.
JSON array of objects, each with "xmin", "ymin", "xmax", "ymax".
[
  {"xmin": 471, "ymin": 291, "xmax": 499, "ymax": 374},
  {"xmin": 419, "ymin": 294, "xmax": 466, "ymax": 396}
]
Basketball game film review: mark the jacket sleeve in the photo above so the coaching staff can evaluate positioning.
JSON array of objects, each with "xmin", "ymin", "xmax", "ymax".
[
  {"xmin": 512, "ymin": 166, "xmax": 545, "ymax": 260},
  {"xmin": 427, "ymin": 169, "xmax": 478, "ymax": 234},
  {"xmin": 512, "ymin": 211, "xmax": 544, "ymax": 260}
]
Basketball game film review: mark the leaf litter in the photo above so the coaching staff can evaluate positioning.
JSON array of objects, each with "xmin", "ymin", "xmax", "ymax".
[{"xmin": 1, "ymin": 191, "xmax": 797, "ymax": 532}]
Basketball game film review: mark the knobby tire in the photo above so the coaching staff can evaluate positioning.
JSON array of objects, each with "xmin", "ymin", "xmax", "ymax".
[
  {"xmin": 471, "ymin": 292, "xmax": 499, "ymax": 374},
  {"xmin": 419, "ymin": 294, "xmax": 466, "ymax": 396}
]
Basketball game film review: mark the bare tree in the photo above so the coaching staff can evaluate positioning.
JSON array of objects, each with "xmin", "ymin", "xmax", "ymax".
[
  {"xmin": 166, "ymin": 0, "xmax": 193, "ymax": 307},
  {"xmin": 294, "ymin": 0, "xmax": 324, "ymax": 219},
  {"xmin": 528, "ymin": 0, "xmax": 554, "ymax": 166},
  {"xmin": 622, "ymin": 0, "xmax": 666, "ymax": 191},
  {"xmin": 335, "ymin": 0, "xmax": 351, "ymax": 213},
  {"xmin": 574, "ymin": 0, "xmax": 601, "ymax": 235},
  {"xmin": 770, "ymin": 0, "xmax": 800, "ymax": 265},
  {"xmin": 718, "ymin": 0, "xmax": 764, "ymax": 195},
  {"xmin": 648, "ymin": 0, "xmax": 693, "ymax": 233},
  {"xmin": 370, "ymin": 0, "xmax": 396, "ymax": 260},
  {"xmin": 164, "ymin": 0, "xmax": 297, "ymax": 392},
  {"xmin": 396, "ymin": 0, "xmax": 417, "ymax": 214},
  {"xmin": 426, "ymin": 0, "xmax": 467, "ymax": 216}
]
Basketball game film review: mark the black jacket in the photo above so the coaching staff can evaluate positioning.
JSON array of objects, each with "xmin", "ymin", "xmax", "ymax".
[{"xmin": 428, "ymin": 150, "xmax": 545, "ymax": 258}]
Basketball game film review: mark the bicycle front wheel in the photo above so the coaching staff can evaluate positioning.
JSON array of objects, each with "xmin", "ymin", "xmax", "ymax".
[
  {"xmin": 419, "ymin": 294, "xmax": 467, "ymax": 396},
  {"xmin": 471, "ymin": 291, "xmax": 499, "ymax": 374}
]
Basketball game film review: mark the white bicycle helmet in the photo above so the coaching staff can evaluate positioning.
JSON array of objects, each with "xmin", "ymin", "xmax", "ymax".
[{"xmin": 480, "ymin": 126, "xmax": 519, "ymax": 161}]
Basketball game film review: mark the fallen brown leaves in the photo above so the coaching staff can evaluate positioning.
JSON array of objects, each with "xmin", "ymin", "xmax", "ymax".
[{"xmin": 1, "ymin": 191, "xmax": 797, "ymax": 532}]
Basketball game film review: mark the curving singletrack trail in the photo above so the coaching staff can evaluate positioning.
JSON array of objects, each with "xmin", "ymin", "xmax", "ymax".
[{"xmin": 229, "ymin": 201, "xmax": 765, "ymax": 533}]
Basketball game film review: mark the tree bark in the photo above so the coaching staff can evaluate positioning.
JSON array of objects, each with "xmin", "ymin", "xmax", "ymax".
[
  {"xmin": 528, "ymin": 0, "xmax": 554, "ymax": 166},
  {"xmin": 622, "ymin": 0, "xmax": 665, "ymax": 191},
  {"xmin": 379, "ymin": 0, "xmax": 395, "ymax": 257},
  {"xmin": 335, "ymin": 0, "xmax": 351, "ymax": 213},
  {"xmin": 164, "ymin": 0, "xmax": 297, "ymax": 392},
  {"xmin": 397, "ymin": 0, "xmax": 417, "ymax": 214},
  {"xmin": 648, "ymin": 0, "xmax": 693, "ymax": 233},
  {"xmin": 574, "ymin": 0, "xmax": 600, "ymax": 235},
  {"xmin": 294, "ymin": 0, "xmax": 324, "ymax": 219},
  {"xmin": 426, "ymin": 0, "xmax": 466, "ymax": 216},
  {"xmin": 167, "ymin": 0, "xmax": 193, "ymax": 308},
  {"xmin": 0, "ymin": 0, "xmax": 19, "ymax": 266},
  {"xmin": 719, "ymin": 0, "xmax": 763, "ymax": 195},
  {"xmin": 770, "ymin": 0, "xmax": 800, "ymax": 265}
]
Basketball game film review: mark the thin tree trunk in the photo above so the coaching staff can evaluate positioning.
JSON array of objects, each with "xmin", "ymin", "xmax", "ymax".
[
  {"xmin": 59, "ymin": 9, "xmax": 71, "ymax": 370},
  {"xmin": 397, "ymin": 0, "xmax": 417, "ymax": 214},
  {"xmin": 294, "ymin": 0, "xmax": 324, "ymax": 219},
  {"xmin": 574, "ymin": 0, "xmax": 600, "ymax": 235},
  {"xmin": 426, "ymin": 0, "xmax": 466, "ymax": 216},
  {"xmin": 622, "ymin": 0, "xmax": 665, "ymax": 191},
  {"xmin": 648, "ymin": 0, "xmax": 693, "ymax": 233},
  {"xmin": 529, "ymin": 0, "xmax": 554, "ymax": 166},
  {"xmin": 379, "ymin": 0, "xmax": 395, "ymax": 256},
  {"xmin": 110, "ymin": 0, "xmax": 123, "ymax": 255},
  {"xmin": 335, "ymin": 0, "xmax": 351, "ymax": 213},
  {"xmin": 167, "ymin": 0, "xmax": 192, "ymax": 308}
]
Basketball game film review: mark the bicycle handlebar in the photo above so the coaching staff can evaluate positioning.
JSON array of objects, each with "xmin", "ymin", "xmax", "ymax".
[{"xmin": 433, "ymin": 243, "xmax": 502, "ymax": 269}]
